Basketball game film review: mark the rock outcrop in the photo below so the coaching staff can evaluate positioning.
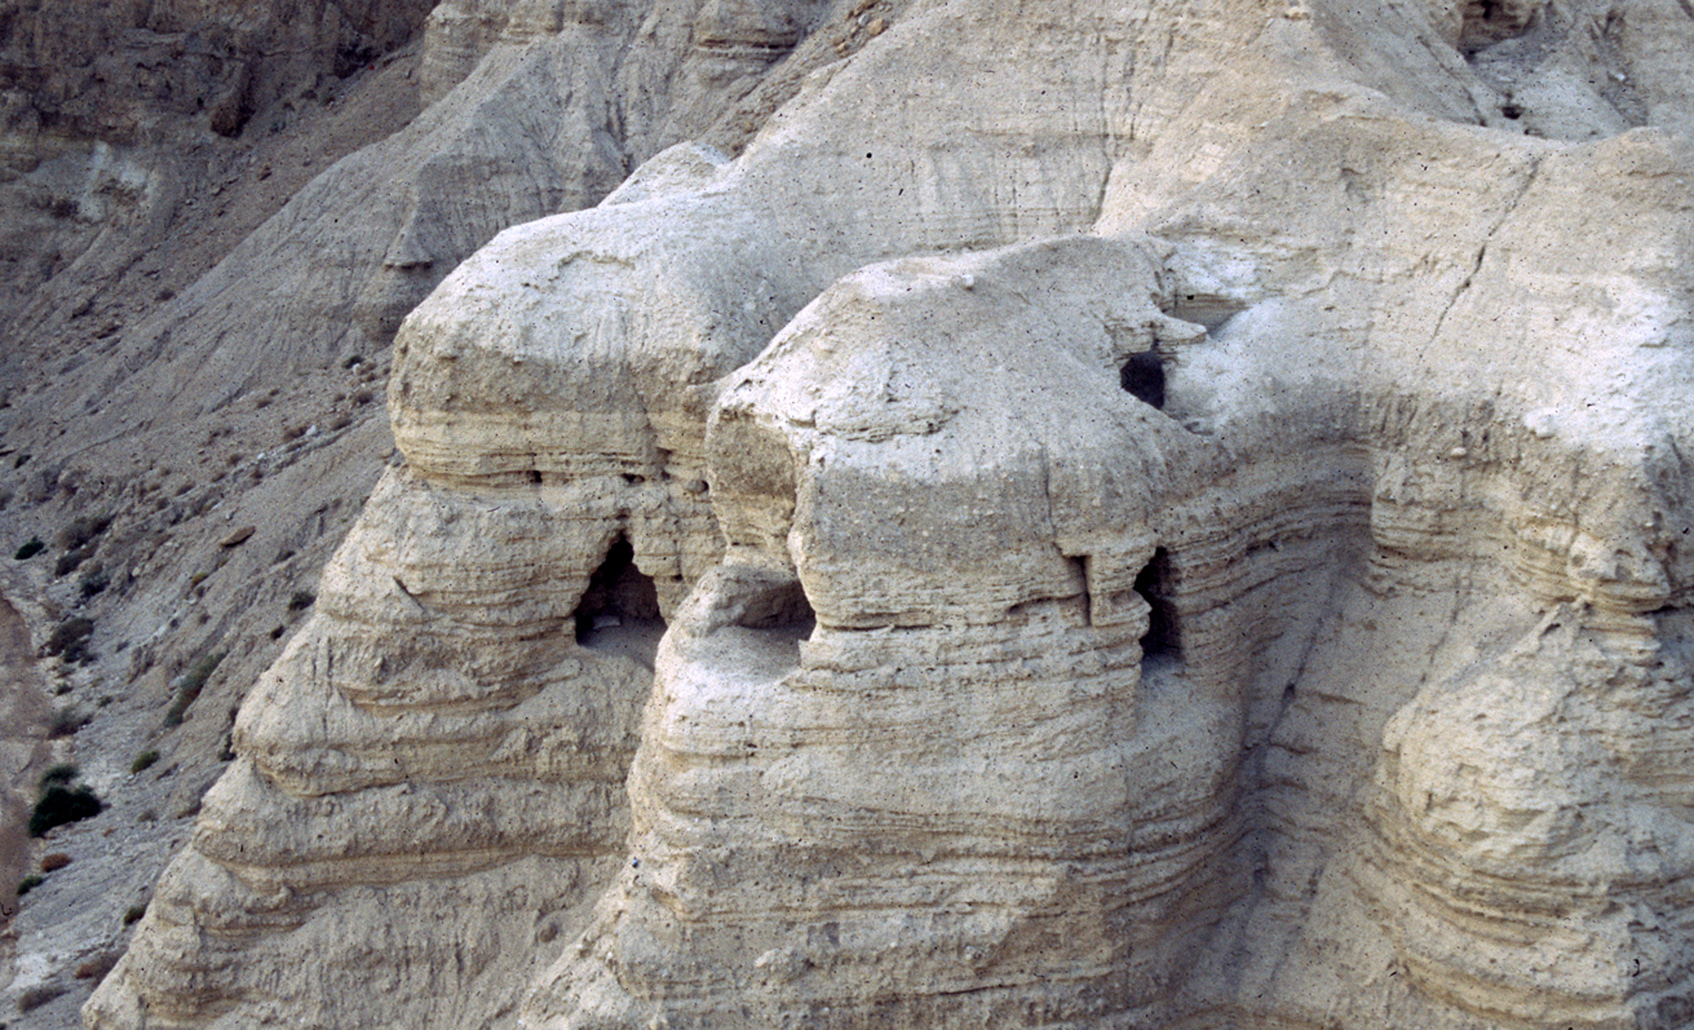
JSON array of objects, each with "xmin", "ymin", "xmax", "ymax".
[
  {"xmin": 0, "ymin": 1, "xmax": 849, "ymax": 1022},
  {"xmin": 71, "ymin": 0, "xmax": 1694, "ymax": 1027}
]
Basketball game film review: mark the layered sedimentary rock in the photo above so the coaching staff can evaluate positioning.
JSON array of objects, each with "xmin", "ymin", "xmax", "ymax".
[
  {"xmin": 87, "ymin": 467, "xmax": 659, "ymax": 1027},
  {"xmin": 92, "ymin": 0, "xmax": 1694, "ymax": 1027}
]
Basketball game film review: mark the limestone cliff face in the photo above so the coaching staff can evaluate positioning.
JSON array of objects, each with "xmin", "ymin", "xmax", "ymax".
[
  {"xmin": 88, "ymin": 465, "xmax": 656, "ymax": 1027},
  {"xmin": 91, "ymin": 0, "xmax": 1694, "ymax": 1028}
]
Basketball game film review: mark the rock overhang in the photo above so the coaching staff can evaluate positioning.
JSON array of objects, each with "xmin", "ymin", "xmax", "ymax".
[
  {"xmin": 82, "ymin": 1, "xmax": 1694, "ymax": 1027},
  {"xmin": 708, "ymin": 234, "xmax": 1203, "ymax": 632}
]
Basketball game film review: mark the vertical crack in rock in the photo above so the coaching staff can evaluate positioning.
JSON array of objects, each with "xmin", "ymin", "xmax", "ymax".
[{"xmin": 1426, "ymin": 152, "xmax": 1543, "ymax": 349}]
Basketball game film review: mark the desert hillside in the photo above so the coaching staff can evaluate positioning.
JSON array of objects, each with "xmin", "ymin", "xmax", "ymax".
[{"xmin": 2, "ymin": 0, "xmax": 1694, "ymax": 1027}]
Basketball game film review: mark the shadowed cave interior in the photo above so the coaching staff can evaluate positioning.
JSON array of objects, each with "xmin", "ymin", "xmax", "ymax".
[
  {"xmin": 1135, "ymin": 547, "xmax": 1181, "ymax": 669},
  {"xmin": 575, "ymin": 535, "xmax": 667, "ymax": 668},
  {"xmin": 1120, "ymin": 350, "xmax": 1167, "ymax": 409}
]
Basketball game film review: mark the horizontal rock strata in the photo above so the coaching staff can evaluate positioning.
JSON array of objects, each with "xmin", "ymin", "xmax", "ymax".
[{"xmin": 91, "ymin": 0, "xmax": 1694, "ymax": 1027}]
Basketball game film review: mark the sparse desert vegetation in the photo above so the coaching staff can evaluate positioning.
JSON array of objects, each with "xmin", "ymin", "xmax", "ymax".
[{"xmin": 29, "ymin": 765, "xmax": 103, "ymax": 837}]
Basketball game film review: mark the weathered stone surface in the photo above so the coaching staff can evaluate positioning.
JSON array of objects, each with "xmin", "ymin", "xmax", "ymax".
[
  {"xmin": 0, "ymin": 1, "xmax": 843, "ymax": 1023},
  {"xmin": 72, "ymin": 0, "xmax": 1694, "ymax": 1028}
]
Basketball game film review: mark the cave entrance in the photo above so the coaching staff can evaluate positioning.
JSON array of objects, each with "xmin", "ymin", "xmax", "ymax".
[
  {"xmin": 729, "ymin": 569, "xmax": 816, "ymax": 664},
  {"xmin": 1120, "ymin": 351, "xmax": 1166, "ymax": 409},
  {"xmin": 1458, "ymin": 0, "xmax": 1537, "ymax": 48},
  {"xmin": 732, "ymin": 575, "xmax": 814, "ymax": 631},
  {"xmin": 1134, "ymin": 548, "xmax": 1181, "ymax": 665},
  {"xmin": 575, "ymin": 536, "xmax": 666, "ymax": 667}
]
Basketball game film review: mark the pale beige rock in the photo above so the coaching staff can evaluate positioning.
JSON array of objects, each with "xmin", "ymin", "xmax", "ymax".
[
  {"xmin": 83, "ymin": 466, "xmax": 658, "ymax": 1028},
  {"xmin": 89, "ymin": 0, "xmax": 1694, "ymax": 1029},
  {"xmin": 1, "ymin": 0, "xmax": 847, "ymax": 1023}
]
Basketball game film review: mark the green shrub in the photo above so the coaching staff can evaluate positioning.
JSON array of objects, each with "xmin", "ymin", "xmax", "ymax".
[
  {"xmin": 48, "ymin": 706, "xmax": 86, "ymax": 737},
  {"xmin": 75, "ymin": 952, "xmax": 118, "ymax": 980},
  {"xmin": 18, "ymin": 982, "xmax": 67, "ymax": 1012},
  {"xmin": 57, "ymin": 513, "xmax": 112, "ymax": 552},
  {"xmin": 14, "ymin": 537, "xmax": 44, "ymax": 560},
  {"xmin": 55, "ymin": 545, "xmax": 91, "ymax": 576},
  {"xmin": 130, "ymin": 750, "xmax": 160, "ymax": 774},
  {"xmin": 44, "ymin": 618, "xmax": 93, "ymax": 660},
  {"xmin": 17, "ymin": 874, "xmax": 44, "ymax": 897},
  {"xmin": 123, "ymin": 902, "xmax": 147, "ymax": 925},
  {"xmin": 39, "ymin": 763, "xmax": 78, "ymax": 787},
  {"xmin": 29, "ymin": 781, "xmax": 102, "ymax": 836},
  {"xmin": 79, "ymin": 566, "xmax": 110, "ymax": 598},
  {"xmin": 287, "ymin": 590, "xmax": 315, "ymax": 612},
  {"xmin": 164, "ymin": 649, "xmax": 226, "ymax": 727}
]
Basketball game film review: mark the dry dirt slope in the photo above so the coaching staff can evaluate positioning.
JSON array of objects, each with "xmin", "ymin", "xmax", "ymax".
[
  {"xmin": 0, "ymin": 4, "xmax": 438, "ymax": 1023},
  {"xmin": 0, "ymin": 0, "xmax": 865, "ymax": 1024}
]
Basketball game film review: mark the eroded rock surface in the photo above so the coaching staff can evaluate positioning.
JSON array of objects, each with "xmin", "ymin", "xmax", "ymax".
[
  {"xmin": 90, "ymin": 0, "xmax": 1694, "ymax": 1027},
  {"xmin": 0, "ymin": 1, "xmax": 850, "ymax": 1019}
]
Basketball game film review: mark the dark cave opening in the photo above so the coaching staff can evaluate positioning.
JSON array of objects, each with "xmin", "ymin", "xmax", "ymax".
[
  {"xmin": 1120, "ymin": 351, "xmax": 1166, "ymax": 409},
  {"xmin": 1458, "ymin": 0, "xmax": 1538, "ymax": 48},
  {"xmin": 1134, "ymin": 548, "xmax": 1181, "ymax": 661},
  {"xmin": 575, "ymin": 537, "xmax": 665, "ymax": 662},
  {"xmin": 724, "ymin": 568, "xmax": 816, "ymax": 667},
  {"xmin": 734, "ymin": 576, "xmax": 815, "ymax": 633}
]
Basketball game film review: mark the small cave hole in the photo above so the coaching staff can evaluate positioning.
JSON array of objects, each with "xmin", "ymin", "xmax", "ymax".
[
  {"xmin": 728, "ymin": 571, "xmax": 817, "ymax": 663},
  {"xmin": 1134, "ymin": 548, "xmax": 1181, "ymax": 663},
  {"xmin": 575, "ymin": 537, "xmax": 666, "ymax": 665},
  {"xmin": 1458, "ymin": 0, "xmax": 1537, "ymax": 49},
  {"xmin": 736, "ymin": 578, "xmax": 815, "ymax": 632},
  {"xmin": 1120, "ymin": 351, "xmax": 1166, "ymax": 409}
]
